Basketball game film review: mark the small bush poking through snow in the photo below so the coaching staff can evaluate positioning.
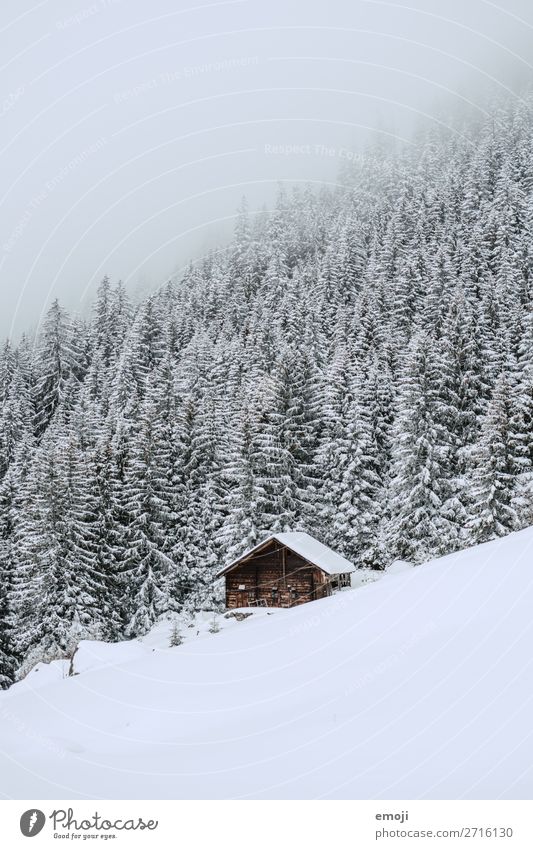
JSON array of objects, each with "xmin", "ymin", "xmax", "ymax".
[
  {"xmin": 169, "ymin": 622, "xmax": 183, "ymax": 647},
  {"xmin": 208, "ymin": 614, "xmax": 220, "ymax": 634}
]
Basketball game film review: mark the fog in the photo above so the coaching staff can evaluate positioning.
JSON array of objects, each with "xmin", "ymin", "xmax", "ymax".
[{"xmin": 1, "ymin": 0, "xmax": 532, "ymax": 340}]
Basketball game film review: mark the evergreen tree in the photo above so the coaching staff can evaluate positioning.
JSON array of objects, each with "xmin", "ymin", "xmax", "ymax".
[
  {"xmin": 33, "ymin": 300, "xmax": 78, "ymax": 437},
  {"xmin": 121, "ymin": 397, "xmax": 176, "ymax": 637},
  {"xmin": 387, "ymin": 333, "xmax": 455, "ymax": 562},
  {"xmin": 470, "ymin": 373, "xmax": 520, "ymax": 542},
  {"xmin": 0, "ymin": 470, "xmax": 18, "ymax": 688},
  {"xmin": 14, "ymin": 427, "xmax": 103, "ymax": 668}
]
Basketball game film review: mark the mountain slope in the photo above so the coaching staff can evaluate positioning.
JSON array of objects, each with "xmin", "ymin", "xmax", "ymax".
[
  {"xmin": 3, "ymin": 96, "xmax": 533, "ymax": 681},
  {"xmin": 1, "ymin": 527, "xmax": 532, "ymax": 799}
]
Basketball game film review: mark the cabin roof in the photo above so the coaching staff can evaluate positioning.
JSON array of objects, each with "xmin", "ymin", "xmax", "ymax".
[{"xmin": 217, "ymin": 531, "xmax": 357, "ymax": 577}]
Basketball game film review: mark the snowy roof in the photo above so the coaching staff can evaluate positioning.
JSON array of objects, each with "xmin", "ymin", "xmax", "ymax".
[{"xmin": 217, "ymin": 531, "xmax": 357, "ymax": 577}]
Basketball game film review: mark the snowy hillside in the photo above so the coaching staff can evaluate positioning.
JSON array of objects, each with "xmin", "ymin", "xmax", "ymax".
[{"xmin": 1, "ymin": 528, "xmax": 532, "ymax": 800}]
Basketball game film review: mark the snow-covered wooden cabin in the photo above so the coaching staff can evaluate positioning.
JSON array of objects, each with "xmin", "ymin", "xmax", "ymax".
[{"xmin": 218, "ymin": 531, "xmax": 356, "ymax": 609}]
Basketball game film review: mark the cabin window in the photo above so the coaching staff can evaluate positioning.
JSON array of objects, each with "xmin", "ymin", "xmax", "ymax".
[
  {"xmin": 290, "ymin": 588, "xmax": 298, "ymax": 599},
  {"xmin": 238, "ymin": 584, "xmax": 246, "ymax": 590},
  {"xmin": 271, "ymin": 588, "xmax": 278, "ymax": 601}
]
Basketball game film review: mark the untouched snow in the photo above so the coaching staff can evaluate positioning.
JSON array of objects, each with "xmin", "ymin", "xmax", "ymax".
[
  {"xmin": 386, "ymin": 558, "xmax": 415, "ymax": 575},
  {"xmin": 1, "ymin": 529, "xmax": 533, "ymax": 799}
]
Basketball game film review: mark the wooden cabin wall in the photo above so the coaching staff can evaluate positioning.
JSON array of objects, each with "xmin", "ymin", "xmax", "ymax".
[{"xmin": 225, "ymin": 543, "xmax": 331, "ymax": 608}]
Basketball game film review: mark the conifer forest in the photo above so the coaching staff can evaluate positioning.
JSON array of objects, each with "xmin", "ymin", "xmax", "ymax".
[{"xmin": 1, "ymin": 95, "xmax": 533, "ymax": 687}]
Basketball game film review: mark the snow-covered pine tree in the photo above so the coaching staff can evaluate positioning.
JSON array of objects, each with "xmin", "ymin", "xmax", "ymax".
[
  {"xmin": 511, "ymin": 315, "xmax": 533, "ymax": 527},
  {"xmin": 387, "ymin": 332, "xmax": 455, "ymax": 562},
  {"xmin": 13, "ymin": 424, "xmax": 104, "ymax": 670},
  {"xmin": 0, "ymin": 469, "xmax": 18, "ymax": 688},
  {"xmin": 469, "ymin": 372, "xmax": 521, "ymax": 542},
  {"xmin": 33, "ymin": 300, "xmax": 80, "ymax": 438},
  {"xmin": 0, "ymin": 349, "xmax": 34, "ymax": 481},
  {"xmin": 120, "ymin": 396, "xmax": 176, "ymax": 637},
  {"xmin": 218, "ymin": 390, "xmax": 265, "ymax": 561}
]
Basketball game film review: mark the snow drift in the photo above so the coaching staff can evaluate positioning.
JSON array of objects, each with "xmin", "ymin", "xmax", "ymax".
[{"xmin": 1, "ymin": 527, "xmax": 532, "ymax": 800}]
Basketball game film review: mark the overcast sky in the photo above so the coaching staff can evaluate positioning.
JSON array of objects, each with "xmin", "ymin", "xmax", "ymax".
[{"xmin": 1, "ymin": 0, "xmax": 533, "ymax": 340}]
